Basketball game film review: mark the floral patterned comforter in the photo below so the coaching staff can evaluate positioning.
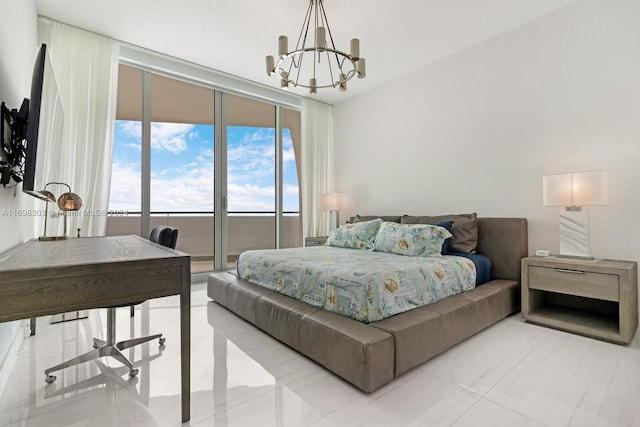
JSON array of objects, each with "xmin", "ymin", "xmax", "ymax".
[{"xmin": 237, "ymin": 246, "xmax": 476, "ymax": 323}]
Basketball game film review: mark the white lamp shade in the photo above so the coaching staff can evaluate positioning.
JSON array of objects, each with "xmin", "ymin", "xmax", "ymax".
[
  {"xmin": 543, "ymin": 173, "xmax": 572, "ymax": 206},
  {"xmin": 572, "ymin": 171, "xmax": 608, "ymax": 206},
  {"xmin": 322, "ymin": 192, "xmax": 347, "ymax": 211},
  {"xmin": 543, "ymin": 170, "xmax": 608, "ymax": 207}
]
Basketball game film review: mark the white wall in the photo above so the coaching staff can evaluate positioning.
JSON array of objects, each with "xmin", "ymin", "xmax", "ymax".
[
  {"xmin": 0, "ymin": 0, "xmax": 39, "ymax": 397},
  {"xmin": 333, "ymin": 0, "xmax": 640, "ymax": 264}
]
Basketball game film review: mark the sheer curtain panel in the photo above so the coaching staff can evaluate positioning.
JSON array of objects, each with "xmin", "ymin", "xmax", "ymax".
[
  {"xmin": 301, "ymin": 98, "xmax": 333, "ymax": 238},
  {"xmin": 39, "ymin": 20, "xmax": 119, "ymax": 236}
]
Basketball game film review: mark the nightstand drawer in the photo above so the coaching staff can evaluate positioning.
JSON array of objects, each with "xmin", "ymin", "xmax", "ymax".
[
  {"xmin": 529, "ymin": 266, "xmax": 619, "ymax": 302},
  {"xmin": 305, "ymin": 236, "xmax": 328, "ymax": 247}
]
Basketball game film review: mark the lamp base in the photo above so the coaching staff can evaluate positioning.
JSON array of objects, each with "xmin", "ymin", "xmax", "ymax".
[
  {"xmin": 559, "ymin": 208, "xmax": 590, "ymax": 258},
  {"xmin": 39, "ymin": 235, "xmax": 68, "ymax": 241}
]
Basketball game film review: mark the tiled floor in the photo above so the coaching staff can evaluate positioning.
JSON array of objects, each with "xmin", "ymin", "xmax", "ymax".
[{"xmin": 1, "ymin": 281, "xmax": 639, "ymax": 426}]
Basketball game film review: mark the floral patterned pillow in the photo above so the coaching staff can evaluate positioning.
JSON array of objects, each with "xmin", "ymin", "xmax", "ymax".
[
  {"xmin": 374, "ymin": 222, "xmax": 452, "ymax": 257},
  {"xmin": 325, "ymin": 218, "xmax": 383, "ymax": 250}
]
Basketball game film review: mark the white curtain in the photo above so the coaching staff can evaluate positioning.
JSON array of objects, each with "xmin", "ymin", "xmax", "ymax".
[
  {"xmin": 301, "ymin": 98, "xmax": 333, "ymax": 238},
  {"xmin": 40, "ymin": 21, "xmax": 119, "ymax": 237}
]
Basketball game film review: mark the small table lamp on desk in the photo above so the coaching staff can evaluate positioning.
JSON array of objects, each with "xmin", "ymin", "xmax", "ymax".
[
  {"xmin": 30, "ymin": 182, "xmax": 85, "ymax": 329},
  {"xmin": 35, "ymin": 181, "xmax": 83, "ymax": 241}
]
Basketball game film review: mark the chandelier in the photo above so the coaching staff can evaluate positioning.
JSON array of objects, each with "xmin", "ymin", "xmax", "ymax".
[{"xmin": 265, "ymin": 0, "xmax": 366, "ymax": 95}]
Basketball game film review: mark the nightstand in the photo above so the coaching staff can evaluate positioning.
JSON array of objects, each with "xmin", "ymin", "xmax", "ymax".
[
  {"xmin": 305, "ymin": 236, "xmax": 328, "ymax": 247},
  {"xmin": 522, "ymin": 256, "xmax": 638, "ymax": 344}
]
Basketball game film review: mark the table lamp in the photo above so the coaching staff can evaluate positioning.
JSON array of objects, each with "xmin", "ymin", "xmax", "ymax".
[
  {"xmin": 543, "ymin": 170, "xmax": 608, "ymax": 259},
  {"xmin": 38, "ymin": 182, "xmax": 83, "ymax": 241},
  {"xmin": 322, "ymin": 192, "xmax": 347, "ymax": 231}
]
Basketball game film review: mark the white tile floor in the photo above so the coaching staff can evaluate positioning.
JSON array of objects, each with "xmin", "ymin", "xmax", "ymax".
[{"xmin": 1, "ymin": 281, "xmax": 639, "ymax": 427}]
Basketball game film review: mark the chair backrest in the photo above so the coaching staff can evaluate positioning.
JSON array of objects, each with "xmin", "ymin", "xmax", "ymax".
[{"xmin": 149, "ymin": 225, "xmax": 179, "ymax": 249}]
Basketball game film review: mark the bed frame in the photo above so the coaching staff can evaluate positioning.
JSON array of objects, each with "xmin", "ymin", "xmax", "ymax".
[{"xmin": 207, "ymin": 217, "xmax": 528, "ymax": 392}]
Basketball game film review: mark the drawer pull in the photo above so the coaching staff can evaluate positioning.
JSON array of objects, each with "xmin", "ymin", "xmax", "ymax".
[{"xmin": 553, "ymin": 268, "xmax": 585, "ymax": 274}]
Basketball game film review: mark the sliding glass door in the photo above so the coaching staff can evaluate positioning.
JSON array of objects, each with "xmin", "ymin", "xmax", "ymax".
[
  {"xmin": 225, "ymin": 94, "xmax": 276, "ymax": 266},
  {"xmin": 107, "ymin": 65, "xmax": 302, "ymax": 273},
  {"xmin": 149, "ymin": 72, "xmax": 215, "ymax": 273}
]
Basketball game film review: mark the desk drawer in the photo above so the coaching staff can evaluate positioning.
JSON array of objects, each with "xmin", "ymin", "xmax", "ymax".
[{"xmin": 528, "ymin": 265, "xmax": 619, "ymax": 302}]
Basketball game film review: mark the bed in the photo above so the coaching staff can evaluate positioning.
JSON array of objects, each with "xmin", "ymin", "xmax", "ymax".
[{"xmin": 208, "ymin": 216, "xmax": 528, "ymax": 392}]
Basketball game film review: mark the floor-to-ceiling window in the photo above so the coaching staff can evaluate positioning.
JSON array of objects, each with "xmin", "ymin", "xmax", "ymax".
[
  {"xmin": 149, "ymin": 72, "xmax": 215, "ymax": 272},
  {"xmin": 106, "ymin": 64, "xmax": 302, "ymax": 273}
]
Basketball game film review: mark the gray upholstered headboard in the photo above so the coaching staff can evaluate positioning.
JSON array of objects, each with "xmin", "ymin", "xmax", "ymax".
[{"xmin": 476, "ymin": 218, "xmax": 528, "ymax": 282}]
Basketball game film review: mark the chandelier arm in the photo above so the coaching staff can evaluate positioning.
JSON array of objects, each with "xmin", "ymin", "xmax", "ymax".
[
  {"xmin": 294, "ymin": 1, "xmax": 314, "ymax": 51},
  {"xmin": 320, "ymin": 1, "xmax": 346, "ymax": 75},
  {"xmin": 314, "ymin": 0, "xmax": 320, "ymax": 81},
  {"xmin": 323, "ymin": 48, "xmax": 336, "ymax": 87},
  {"xmin": 293, "ymin": 51, "xmax": 304, "ymax": 87},
  {"xmin": 344, "ymin": 69, "xmax": 356, "ymax": 80},
  {"xmin": 287, "ymin": 2, "xmax": 313, "ymax": 86},
  {"xmin": 287, "ymin": 51, "xmax": 300, "ymax": 79},
  {"xmin": 296, "ymin": 0, "xmax": 315, "ymax": 87},
  {"xmin": 287, "ymin": 2, "xmax": 313, "ymax": 84}
]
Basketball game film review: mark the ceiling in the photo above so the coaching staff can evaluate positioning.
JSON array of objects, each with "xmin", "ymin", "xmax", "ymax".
[{"xmin": 34, "ymin": 0, "xmax": 579, "ymax": 105}]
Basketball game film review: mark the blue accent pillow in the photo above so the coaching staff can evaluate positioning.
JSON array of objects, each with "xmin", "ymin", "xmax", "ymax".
[{"xmin": 436, "ymin": 221, "xmax": 454, "ymax": 254}]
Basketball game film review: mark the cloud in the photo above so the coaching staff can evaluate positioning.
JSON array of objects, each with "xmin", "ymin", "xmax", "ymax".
[
  {"xmin": 108, "ymin": 162, "xmax": 141, "ymax": 211},
  {"xmin": 110, "ymin": 122, "xmax": 299, "ymax": 213},
  {"xmin": 283, "ymin": 146, "xmax": 296, "ymax": 164},
  {"xmin": 227, "ymin": 183, "xmax": 275, "ymax": 211},
  {"xmin": 240, "ymin": 128, "xmax": 274, "ymax": 144},
  {"xmin": 284, "ymin": 183, "xmax": 299, "ymax": 196},
  {"xmin": 109, "ymin": 148, "xmax": 214, "ymax": 212},
  {"xmin": 116, "ymin": 121, "xmax": 193, "ymax": 154},
  {"xmin": 151, "ymin": 123, "xmax": 193, "ymax": 154},
  {"xmin": 110, "ymin": 162, "xmax": 295, "ymax": 213},
  {"xmin": 117, "ymin": 121, "xmax": 140, "ymax": 139}
]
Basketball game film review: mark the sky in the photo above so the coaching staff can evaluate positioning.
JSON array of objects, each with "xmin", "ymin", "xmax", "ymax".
[{"xmin": 108, "ymin": 121, "xmax": 299, "ymax": 213}]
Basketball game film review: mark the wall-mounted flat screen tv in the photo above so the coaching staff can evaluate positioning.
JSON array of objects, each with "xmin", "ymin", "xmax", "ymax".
[{"xmin": 23, "ymin": 43, "xmax": 64, "ymax": 200}]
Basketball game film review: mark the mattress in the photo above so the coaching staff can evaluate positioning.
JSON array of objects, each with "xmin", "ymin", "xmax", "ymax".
[{"xmin": 237, "ymin": 246, "xmax": 476, "ymax": 322}]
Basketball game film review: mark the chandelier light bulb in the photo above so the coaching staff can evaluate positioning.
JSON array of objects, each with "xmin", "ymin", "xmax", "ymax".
[
  {"xmin": 266, "ymin": 55, "xmax": 275, "ymax": 76},
  {"xmin": 338, "ymin": 73, "xmax": 347, "ymax": 92},
  {"xmin": 356, "ymin": 58, "xmax": 366, "ymax": 79},
  {"xmin": 350, "ymin": 39, "xmax": 360, "ymax": 60},
  {"xmin": 315, "ymin": 27, "xmax": 326, "ymax": 52},
  {"xmin": 278, "ymin": 36, "xmax": 288, "ymax": 58},
  {"xmin": 310, "ymin": 78, "xmax": 317, "ymax": 95}
]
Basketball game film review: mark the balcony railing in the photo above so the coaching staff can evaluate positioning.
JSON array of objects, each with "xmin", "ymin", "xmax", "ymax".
[{"xmin": 106, "ymin": 211, "xmax": 302, "ymax": 273}]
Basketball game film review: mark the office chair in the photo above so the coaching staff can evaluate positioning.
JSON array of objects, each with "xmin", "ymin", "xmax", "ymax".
[
  {"xmin": 44, "ymin": 226, "xmax": 179, "ymax": 384},
  {"xmin": 131, "ymin": 226, "xmax": 179, "ymax": 316}
]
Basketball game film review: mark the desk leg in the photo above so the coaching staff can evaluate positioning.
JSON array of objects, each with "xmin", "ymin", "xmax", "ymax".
[{"xmin": 181, "ymin": 270, "xmax": 191, "ymax": 422}]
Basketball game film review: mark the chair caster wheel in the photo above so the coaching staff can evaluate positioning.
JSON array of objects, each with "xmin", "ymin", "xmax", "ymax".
[
  {"xmin": 129, "ymin": 368, "xmax": 139, "ymax": 378},
  {"xmin": 159, "ymin": 337, "xmax": 166, "ymax": 345},
  {"xmin": 45, "ymin": 375, "xmax": 56, "ymax": 384}
]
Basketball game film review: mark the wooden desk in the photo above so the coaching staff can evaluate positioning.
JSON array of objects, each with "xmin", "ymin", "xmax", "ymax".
[{"xmin": 0, "ymin": 235, "xmax": 191, "ymax": 422}]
